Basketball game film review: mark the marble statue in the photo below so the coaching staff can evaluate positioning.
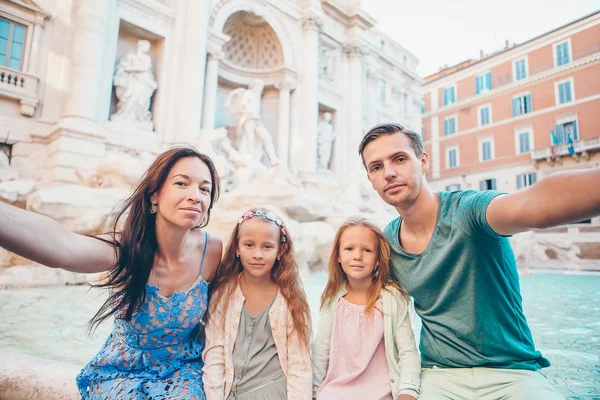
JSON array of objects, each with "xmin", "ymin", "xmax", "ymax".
[
  {"xmin": 224, "ymin": 79, "xmax": 280, "ymax": 166},
  {"xmin": 110, "ymin": 40, "xmax": 158, "ymax": 127},
  {"xmin": 317, "ymin": 112, "xmax": 336, "ymax": 170}
]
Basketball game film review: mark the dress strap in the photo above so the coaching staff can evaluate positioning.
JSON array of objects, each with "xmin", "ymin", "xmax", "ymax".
[{"xmin": 199, "ymin": 230, "xmax": 209, "ymax": 275}]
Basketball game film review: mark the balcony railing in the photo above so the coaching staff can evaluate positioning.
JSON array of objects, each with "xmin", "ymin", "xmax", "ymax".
[
  {"xmin": 0, "ymin": 66, "xmax": 40, "ymax": 116},
  {"xmin": 531, "ymin": 136, "xmax": 600, "ymax": 161}
]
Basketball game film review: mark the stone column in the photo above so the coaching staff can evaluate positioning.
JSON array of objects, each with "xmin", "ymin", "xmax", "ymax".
[
  {"xmin": 347, "ymin": 45, "xmax": 364, "ymax": 158},
  {"xmin": 297, "ymin": 15, "xmax": 322, "ymax": 173},
  {"xmin": 42, "ymin": 0, "xmax": 112, "ymax": 186},
  {"xmin": 172, "ymin": 0, "xmax": 211, "ymax": 143},
  {"xmin": 275, "ymin": 79, "xmax": 293, "ymax": 168},
  {"xmin": 201, "ymin": 50, "xmax": 222, "ymax": 130},
  {"xmin": 27, "ymin": 16, "xmax": 45, "ymax": 75},
  {"xmin": 62, "ymin": 0, "xmax": 111, "ymax": 122}
]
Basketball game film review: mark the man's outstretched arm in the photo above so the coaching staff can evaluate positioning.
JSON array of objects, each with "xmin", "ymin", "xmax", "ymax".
[{"xmin": 486, "ymin": 168, "xmax": 600, "ymax": 236}]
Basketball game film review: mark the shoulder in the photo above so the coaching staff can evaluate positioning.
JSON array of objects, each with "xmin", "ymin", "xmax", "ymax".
[
  {"xmin": 383, "ymin": 217, "xmax": 401, "ymax": 240},
  {"xmin": 381, "ymin": 285, "xmax": 409, "ymax": 310},
  {"xmin": 450, "ymin": 190, "xmax": 505, "ymax": 211},
  {"xmin": 200, "ymin": 230, "xmax": 223, "ymax": 281},
  {"xmin": 205, "ymin": 232, "xmax": 223, "ymax": 257}
]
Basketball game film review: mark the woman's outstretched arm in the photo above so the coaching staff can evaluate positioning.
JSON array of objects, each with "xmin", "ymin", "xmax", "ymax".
[{"xmin": 0, "ymin": 202, "xmax": 116, "ymax": 273}]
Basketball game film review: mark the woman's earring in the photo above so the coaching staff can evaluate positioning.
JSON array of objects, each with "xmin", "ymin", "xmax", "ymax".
[
  {"xmin": 150, "ymin": 203, "xmax": 157, "ymax": 214},
  {"xmin": 236, "ymin": 254, "xmax": 239, "ymax": 258},
  {"xmin": 277, "ymin": 257, "xmax": 280, "ymax": 261}
]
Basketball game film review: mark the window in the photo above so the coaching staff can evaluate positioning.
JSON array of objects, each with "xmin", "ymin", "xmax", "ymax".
[
  {"xmin": 479, "ymin": 179, "xmax": 497, "ymax": 191},
  {"xmin": 444, "ymin": 116, "xmax": 457, "ymax": 135},
  {"xmin": 517, "ymin": 131, "xmax": 531, "ymax": 153},
  {"xmin": 555, "ymin": 40, "xmax": 571, "ymax": 67},
  {"xmin": 480, "ymin": 139, "xmax": 493, "ymax": 161},
  {"xmin": 0, "ymin": 18, "xmax": 26, "ymax": 70},
  {"xmin": 514, "ymin": 58, "xmax": 528, "ymax": 81},
  {"xmin": 555, "ymin": 120, "xmax": 578, "ymax": 143},
  {"xmin": 379, "ymin": 80, "xmax": 386, "ymax": 102},
  {"xmin": 512, "ymin": 94, "xmax": 533, "ymax": 117},
  {"xmin": 475, "ymin": 72, "xmax": 492, "ymax": 94},
  {"xmin": 479, "ymin": 105, "xmax": 491, "ymax": 126},
  {"xmin": 443, "ymin": 86, "xmax": 456, "ymax": 106},
  {"xmin": 447, "ymin": 147, "xmax": 459, "ymax": 169},
  {"xmin": 556, "ymin": 79, "xmax": 573, "ymax": 105},
  {"xmin": 516, "ymin": 173, "xmax": 537, "ymax": 189},
  {"xmin": 445, "ymin": 184, "xmax": 461, "ymax": 191}
]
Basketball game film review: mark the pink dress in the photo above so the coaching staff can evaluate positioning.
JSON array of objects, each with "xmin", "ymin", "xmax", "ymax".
[{"xmin": 317, "ymin": 297, "xmax": 393, "ymax": 400}]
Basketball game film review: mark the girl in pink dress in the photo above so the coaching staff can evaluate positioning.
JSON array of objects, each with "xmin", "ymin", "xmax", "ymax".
[{"xmin": 312, "ymin": 218, "xmax": 421, "ymax": 400}]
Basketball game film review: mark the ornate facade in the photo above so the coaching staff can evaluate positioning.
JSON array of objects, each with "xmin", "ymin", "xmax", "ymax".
[{"xmin": 0, "ymin": 0, "xmax": 421, "ymax": 190}]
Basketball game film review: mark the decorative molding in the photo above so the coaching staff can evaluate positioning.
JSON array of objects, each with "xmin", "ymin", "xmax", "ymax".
[
  {"xmin": 207, "ymin": 30, "xmax": 231, "ymax": 57},
  {"xmin": 318, "ymin": 43, "xmax": 338, "ymax": 85},
  {"xmin": 275, "ymin": 71, "xmax": 296, "ymax": 91},
  {"xmin": 210, "ymin": 0, "xmax": 295, "ymax": 70},
  {"xmin": 341, "ymin": 44, "xmax": 366, "ymax": 60},
  {"xmin": 118, "ymin": 0, "xmax": 176, "ymax": 26},
  {"xmin": 222, "ymin": 11, "xmax": 284, "ymax": 71},
  {"xmin": 302, "ymin": 15, "xmax": 323, "ymax": 32},
  {"xmin": 423, "ymin": 53, "xmax": 600, "ymax": 118}
]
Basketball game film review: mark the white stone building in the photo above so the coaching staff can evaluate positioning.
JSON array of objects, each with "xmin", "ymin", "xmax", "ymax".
[{"xmin": 0, "ymin": 0, "xmax": 422, "ymax": 189}]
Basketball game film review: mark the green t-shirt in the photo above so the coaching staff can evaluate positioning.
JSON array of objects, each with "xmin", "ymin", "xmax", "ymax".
[{"xmin": 384, "ymin": 190, "xmax": 550, "ymax": 370}]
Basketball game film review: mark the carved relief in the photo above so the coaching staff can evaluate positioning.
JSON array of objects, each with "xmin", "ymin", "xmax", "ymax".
[
  {"xmin": 318, "ymin": 45, "xmax": 338, "ymax": 84},
  {"xmin": 223, "ymin": 11, "xmax": 284, "ymax": 70}
]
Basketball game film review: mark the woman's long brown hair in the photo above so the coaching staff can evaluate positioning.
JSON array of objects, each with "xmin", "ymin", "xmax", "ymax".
[
  {"xmin": 209, "ymin": 208, "xmax": 311, "ymax": 347},
  {"xmin": 88, "ymin": 147, "xmax": 220, "ymax": 331},
  {"xmin": 320, "ymin": 218, "xmax": 408, "ymax": 314}
]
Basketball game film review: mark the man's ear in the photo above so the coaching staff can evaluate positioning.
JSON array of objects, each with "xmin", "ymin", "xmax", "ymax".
[{"xmin": 421, "ymin": 151, "xmax": 430, "ymax": 174}]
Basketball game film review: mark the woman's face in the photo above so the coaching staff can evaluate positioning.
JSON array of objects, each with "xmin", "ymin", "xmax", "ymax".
[{"xmin": 150, "ymin": 157, "xmax": 213, "ymax": 230}]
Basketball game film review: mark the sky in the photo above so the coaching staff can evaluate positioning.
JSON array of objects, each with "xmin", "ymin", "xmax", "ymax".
[{"xmin": 362, "ymin": 0, "xmax": 600, "ymax": 78}]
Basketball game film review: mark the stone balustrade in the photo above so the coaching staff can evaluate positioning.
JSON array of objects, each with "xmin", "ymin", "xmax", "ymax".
[
  {"xmin": 531, "ymin": 136, "xmax": 600, "ymax": 161},
  {"xmin": 0, "ymin": 66, "xmax": 40, "ymax": 117}
]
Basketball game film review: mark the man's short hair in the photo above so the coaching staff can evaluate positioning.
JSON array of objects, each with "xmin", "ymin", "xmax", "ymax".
[{"xmin": 358, "ymin": 123, "xmax": 424, "ymax": 167}]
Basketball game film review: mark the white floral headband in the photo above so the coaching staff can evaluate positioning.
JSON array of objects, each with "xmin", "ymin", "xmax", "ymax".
[{"xmin": 238, "ymin": 209, "xmax": 288, "ymax": 243}]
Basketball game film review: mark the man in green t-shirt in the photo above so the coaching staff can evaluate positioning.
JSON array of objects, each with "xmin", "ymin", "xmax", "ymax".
[{"xmin": 359, "ymin": 123, "xmax": 600, "ymax": 399}]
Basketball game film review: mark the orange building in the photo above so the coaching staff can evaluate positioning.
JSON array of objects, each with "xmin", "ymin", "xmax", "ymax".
[{"xmin": 421, "ymin": 11, "xmax": 600, "ymax": 196}]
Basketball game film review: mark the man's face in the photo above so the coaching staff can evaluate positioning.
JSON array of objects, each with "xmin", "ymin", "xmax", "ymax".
[{"xmin": 363, "ymin": 133, "xmax": 429, "ymax": 210}]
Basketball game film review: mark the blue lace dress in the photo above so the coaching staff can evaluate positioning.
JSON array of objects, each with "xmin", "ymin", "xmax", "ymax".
[{"xmin": 76, "ymin": 231, "xmax": 209, "ymax": 399}]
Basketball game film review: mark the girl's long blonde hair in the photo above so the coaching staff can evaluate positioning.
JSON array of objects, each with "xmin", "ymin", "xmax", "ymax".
[
  {"xmin": 320, "ymin": 218, "xmax": 408, "ymax": 314},
  {"xmin": 209, "ymin": 208, "xmax": 311, "ymax": 347}
]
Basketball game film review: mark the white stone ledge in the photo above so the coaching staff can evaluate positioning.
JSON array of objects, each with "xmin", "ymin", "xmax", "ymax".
[{"xmin": 0, "ymin": 350, "xmax": 81, "ymax": 400}]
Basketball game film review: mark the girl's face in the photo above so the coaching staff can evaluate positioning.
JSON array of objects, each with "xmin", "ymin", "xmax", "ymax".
[
  {"xmin": 236, "ymin": 218, "xmax": 281, "ymax": 281},
  {"xmin": 150, "ymin": 157, "xmax": 213, "ymax": 230},
  {"xmin": 337, "ymin": 226, "xmax": 379, "ymax": 285}
]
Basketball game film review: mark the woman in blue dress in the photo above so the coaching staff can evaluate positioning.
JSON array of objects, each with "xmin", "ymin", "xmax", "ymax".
[{"xmin": 0, "ymin": 147, "xmax": 223, "ymax": 399}]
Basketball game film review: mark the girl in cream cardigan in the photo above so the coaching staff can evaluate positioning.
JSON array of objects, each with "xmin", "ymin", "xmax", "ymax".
[
  {"xmin": 203, "ymin": 208, "xmax": 311, "ymax": 400},
  {"xmin": 312, "ymin": 218, "xmax": 421, "ymax": 400}
]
